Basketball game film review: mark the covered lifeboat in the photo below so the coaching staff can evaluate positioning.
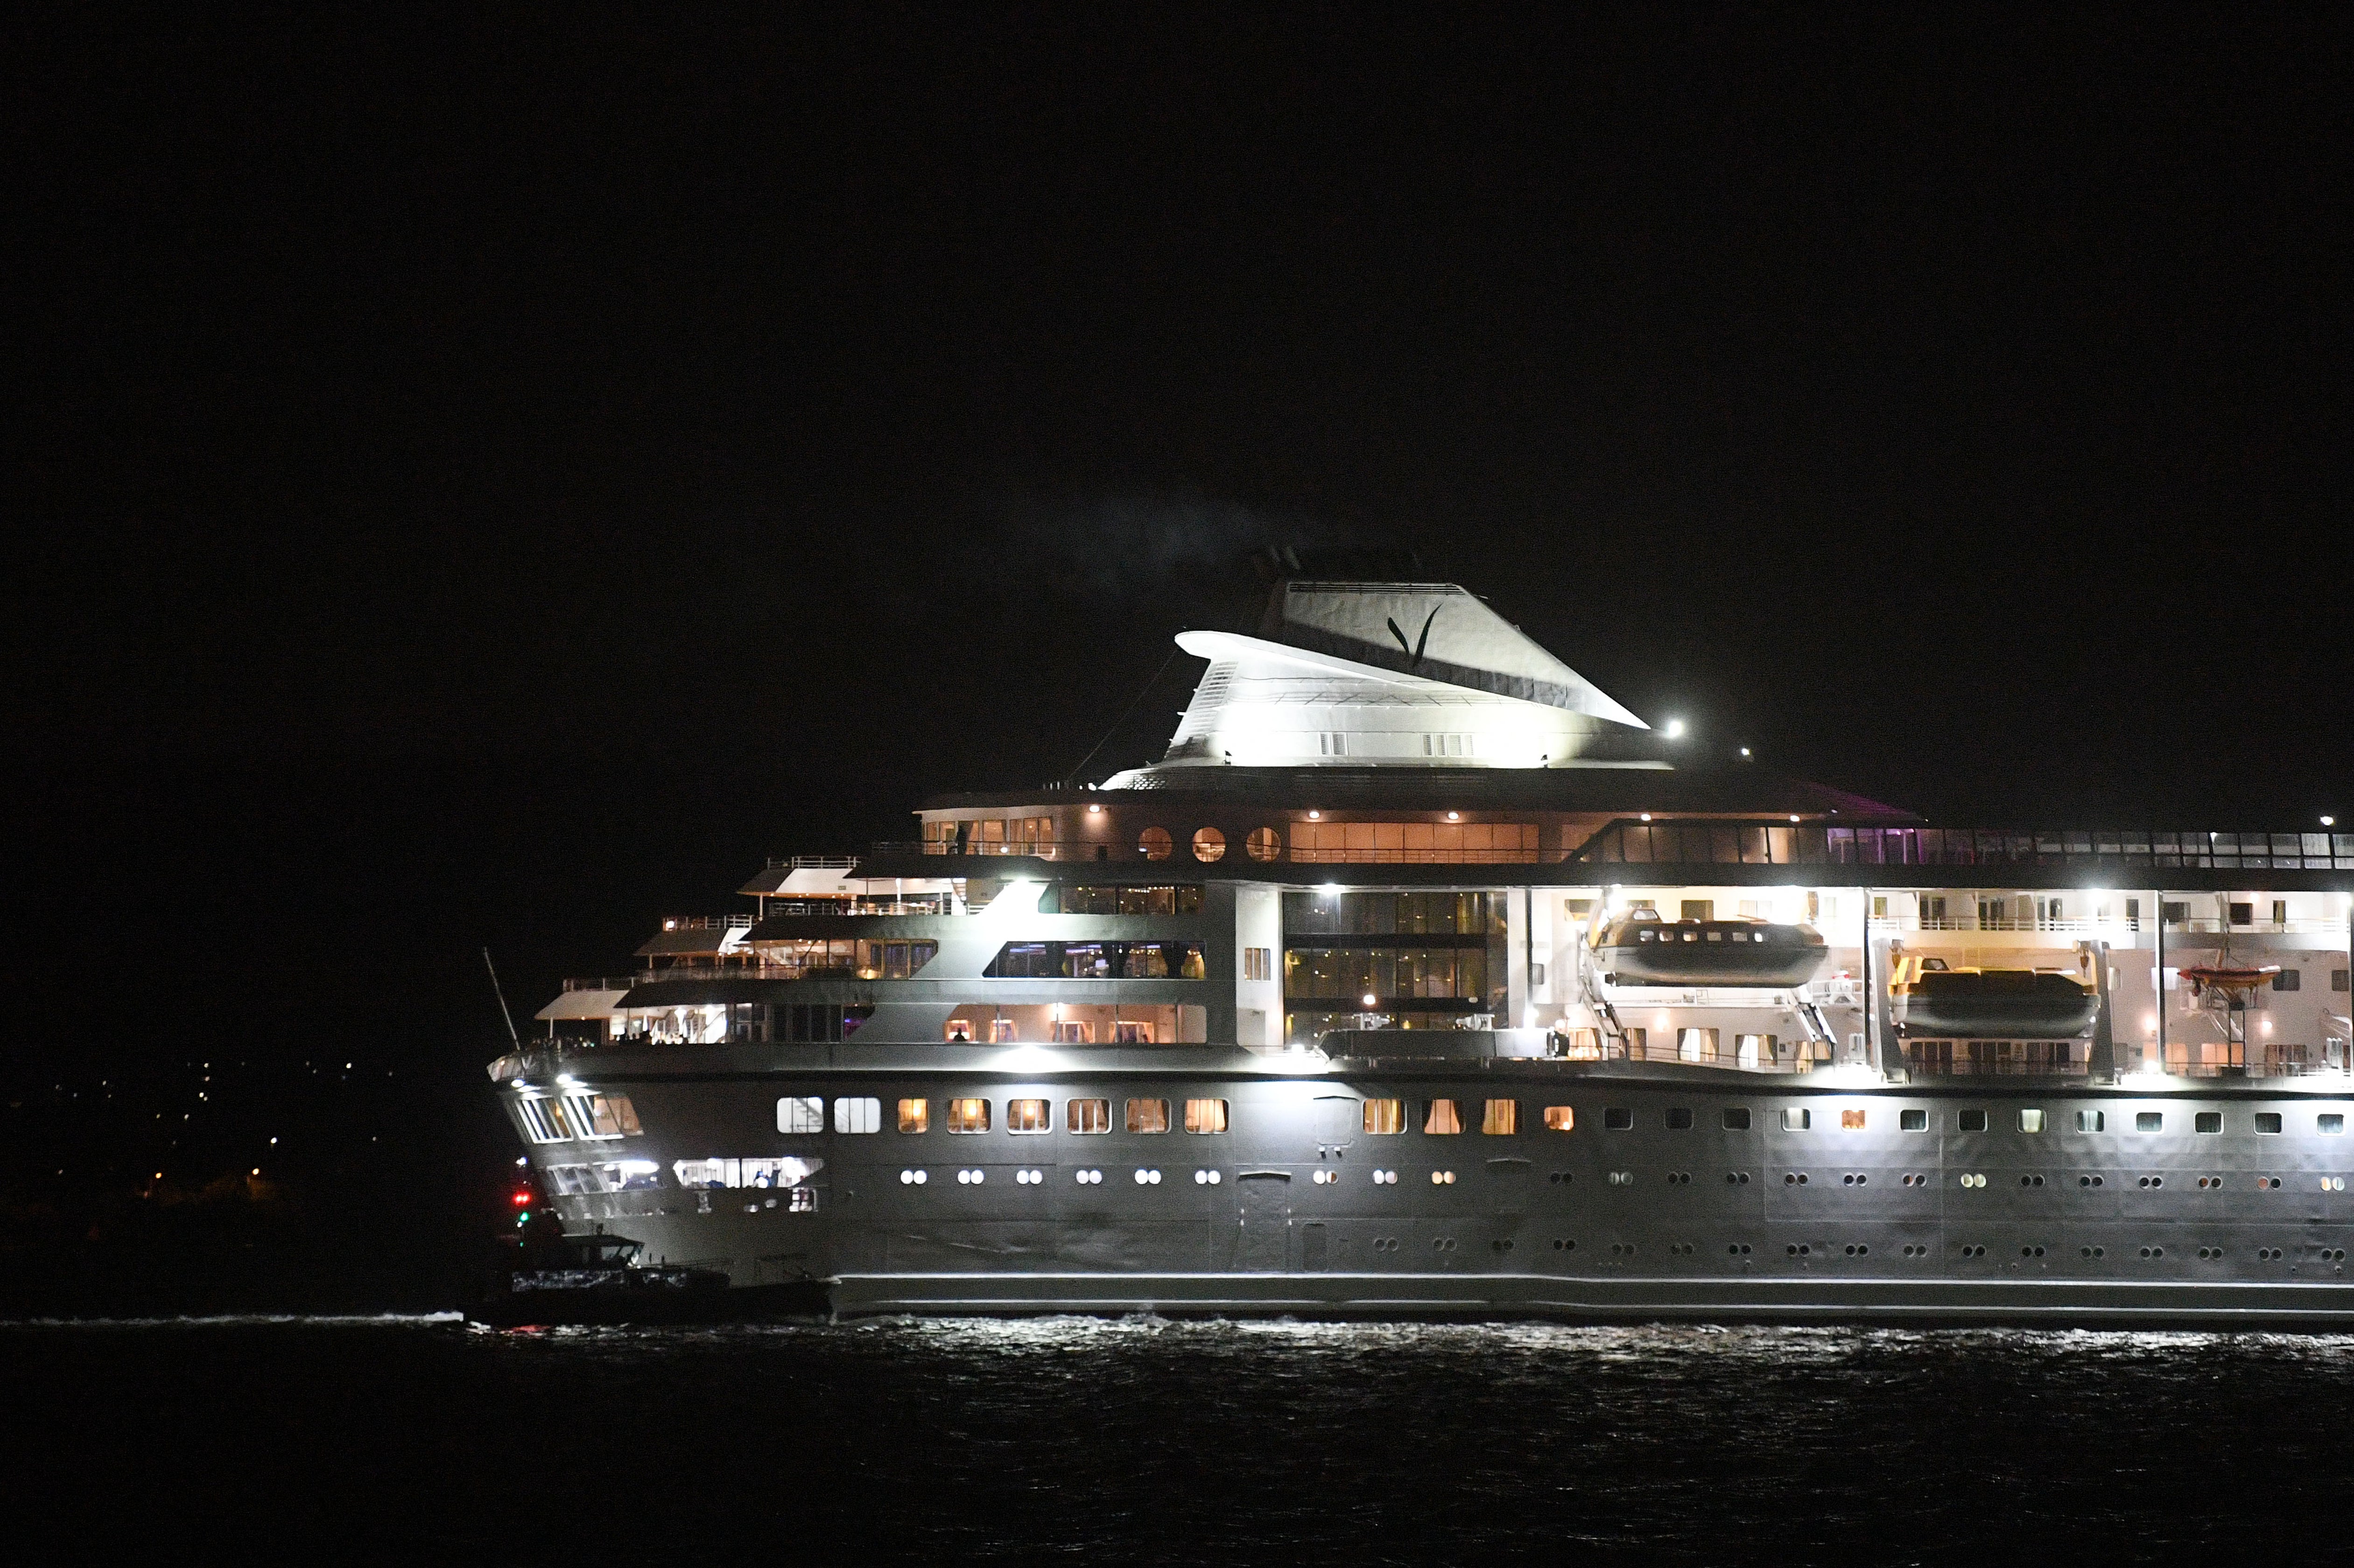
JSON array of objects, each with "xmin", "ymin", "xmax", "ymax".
[
  {"xmin": 1591, "ymin": 913, "xmax": 1827, "ymax": 988},
  {"xmin": 1889, "ymin": 956, "xmax": 2098, "ymax": 1040}
]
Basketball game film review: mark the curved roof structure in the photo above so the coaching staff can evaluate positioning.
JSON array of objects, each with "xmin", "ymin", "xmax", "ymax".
[{"xmin": 1109, "ymin": 578, "xmax": 1660, "ymax": 784}]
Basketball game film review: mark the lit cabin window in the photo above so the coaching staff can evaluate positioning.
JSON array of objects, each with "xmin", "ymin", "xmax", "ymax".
[
  {"xmin": 1901, "ymin": 1109, "xmax": 1928, "ymax": 1132},
  {"xmin": 1841, "ymin": 1109, "xmax": 1867, "ymax": 1131},
  {"xmin": 1067, "ymin": 1098, "xmax": 1111, "ymax": 1134},
  {"xmin": 1665, "ymin": 1107, "xmax": 1693, "ymax": 1131},
  {"xmin": 2135, "ymin": 1111, "xmax": 2164, "ymax": 1133},
  {"xmin": 777, "ymin": 1096, "xmax": 824, "ymax": 1134},
  {"xmin": 1126, "ymin": 1098, "xmax": 1170, "ymax": 1134},
  {"xmin": 1958, "ymin": 1110, "xmax": 1988, "ymax": 1133},
  {"xmin": 2195, "ymin": 1111, "xmax": 2222, "ymax": 1134},
  {"xmin": 1139, "ymin": 827, "xmax": 1174, "ymax": 860},
  {"xmin": 2075, "ymin": 1111, "xmax": 2105, "ymax": 1132},
  {"xmin": 2018, "ymin": 1109, "xmax": 2044, "ymax": 1133},
  {"xmin": 1184, "ymin": 1098, "xmax": 1229, "ymax": 1134},
  {"xmin": 588, "ymin": 1096, "xmax": 642, "ymax": 1137},
  {"xmin": 670, "ymin": 1156, "xmax": 822, "ymax": 1190},
  {"xmin": 833, "ymin": 1097, "xmax": 882, "ymax": 1134},
  {"xmin": 2256, "ymin": 1113, "xmax": 2283, "ymax": 1134},
  {"xmin": 946, "ymin": 1098, "xmax": 991, "ymax": 1133},
  {"xmin": 1363, "ymin": 1098, "xmax": 1405, "ymax": 1135},
  {"xmin": 2322, "ymin": 1114, "xmax": 2347, "ymax": 1136},
  {"xmin": 1424, "ymin": 1099, "xmax": 1464, "ymax": 1135},
  {"xmin": 1482, "ymin": 1099, "xmax": 1518, "ymax": 1135},
  {"xmin": 1006, "ymin": 1098, "xmax": 1052, "ymax": 1134},
  {"xmin": 943, "ymin": 1019, "xmax": 976, "ymax": 1043},
  {"xmin": 1781, "ymin": 1108, "xmax": 1811, "ymax": 1131},
  {"xmin": 1722, "ymin": 1107, "xmax": 1751, "ymax": 1131},
  {"xmin": 897, "ymin": 1098, "xmax": 929, "ymax": 1134},
  {"xmin": 1543, "ymin": 1106, "xmax": 1574, "ymax": 1132},
  {"xmin": 516, "ymin": 1093, "xmax": 642, "ymax": 1145},
  {"xmin": 1603, "ymin": 1107, "xmax": 1632, "ymax": 1131}
]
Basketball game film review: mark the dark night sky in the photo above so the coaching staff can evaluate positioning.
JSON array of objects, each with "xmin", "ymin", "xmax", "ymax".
[{"xmin": 9, "ymin": 9, "xmax": 2352, "ymax": 1067}]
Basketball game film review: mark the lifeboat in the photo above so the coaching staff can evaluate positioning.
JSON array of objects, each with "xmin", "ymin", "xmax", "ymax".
[
  {"xmin": 1591, "ymin": 914, "xmax": 1827, "ymax": 988},
  {"xmin": 2179, "ymin": 963, "xmax": 2280, "ymax": 1002},
  {"xmin": 1889, "ymin": 957, "xmax": 2097, "ymax": 1040}
]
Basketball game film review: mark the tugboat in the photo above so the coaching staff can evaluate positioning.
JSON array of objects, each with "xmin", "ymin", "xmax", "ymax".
[{"xmin": 475, "ymin": 1230, "xmax": 759, "ymax": 1326}]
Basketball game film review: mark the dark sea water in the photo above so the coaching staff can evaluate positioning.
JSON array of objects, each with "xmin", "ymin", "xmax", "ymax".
[{"xmin": 6, "ymin": 1316, "xmax": 2346, "ymax": 1566}]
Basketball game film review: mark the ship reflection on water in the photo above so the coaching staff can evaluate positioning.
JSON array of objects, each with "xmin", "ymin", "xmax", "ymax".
[{"xmin": 10, "ymin": 1316, "xmax": 2354, "ymax": 1560}]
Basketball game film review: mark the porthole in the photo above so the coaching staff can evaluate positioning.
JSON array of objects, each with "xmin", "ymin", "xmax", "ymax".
[
  {"xmin": 1245, "ymin": 826, "xmax": 1280, "ymax": 862},
  {"xmin": 1553, "ymin": 1238, "xmax": 1577, "ymax": 1251},
  {"xmin": 1190, "ymin": 827, "xmax": 1226, "ymax": 862},
  {"xmin": 1138, "ymin": 827, "xmax": 1173, "ymax": 861}
]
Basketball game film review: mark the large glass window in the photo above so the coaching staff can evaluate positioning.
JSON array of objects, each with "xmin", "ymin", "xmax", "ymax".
[
  {"xmin": 833, "ymin": 1097, "xmax": 881, "ymax": 1134},
  {"xmin": 985, "ymin": 941, "xmax": 1207, "ymax": 979},
  {"xmin": 777, "ymin": 1096, "xmax": 824, "ymax": 1134},
  {"xmin": 1053, "ymin": 885, "xmax": 1205, "ymax": 915}
]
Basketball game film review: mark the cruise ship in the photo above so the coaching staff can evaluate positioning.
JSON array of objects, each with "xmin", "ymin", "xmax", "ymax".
[{"xmin": 491, "ymin": 553, "xmax": 2354, "ymax": 1322}]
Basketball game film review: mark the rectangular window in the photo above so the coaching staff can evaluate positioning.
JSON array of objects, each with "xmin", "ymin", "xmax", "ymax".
[
  {"xmin": 898, "ymin": 1098, "xmax": 929, "ymax": 1133},
  {"xmin": 1363, "ymin": 1098, "xmax": 1405, "ymax": 1135},
  {"xmin": 1604, "ymin": 1106, "xmax": 1633, "ymax": 1131},
  {"xmin": 2195, "ymin": 1111, "xmax": 2222, "ymax": 1134},
  {"xmin": 1681, "ymin": 900, "xmax": 1714, "ymax": 921},
  {"xmin": 1901, "ymin": 1109, "xmax": 1928, "ymax": 1132},
  {"xmin": 2322, "ymin": 1114, "xmax": 2347, "ymax": 1136},
  {"xmin": 586, "ymin": 1095, "xmax": 642, "ymax": 1137},
  {"xmin": 1185, "ymin": 1098, "xmax": 1229, "ymax": 1134},
  {"xmin": 777, "ymin": 1096, "xmax": 824, "ymax": 1134},
  {"xmin": 2335, "ymin": 970, "xmax": 2350, "ymax": 992},
  {"xmin": 1543, "ymin": 1106, "xmax": 1575, "ymax": 1132},
  {"xmin": 1841, "ymin": 1108, "xmax": 1868, "ymax": 1131},
  {"xmin": 1110, "ymin": 1021, "xmax": 1154, "ymax": 1044},
  {"xmin": 1781, "ymin": 1108, "xmax": 1811, "ymax": 1131},
  {"xmin": 1481, "ymin": 1099, "xmax": 1518, "ymax": 1135},
  {"xmin": 2018, "ymin": 1109, "xmax": 2044, "ymax": 1133},
  {"xmin": 1244, "ymin": 947, "xmax": 1273, "ymax": 982},
  {"xmin": 1006, "ymin": 1098, "xmax": 1052, "ymax": 1134},
  {"xmin": 1425, "ymin": 1099, "xmax": 1465, "ymax": 1135},
  {"xmin": 2273, "ymin": 970, "xmax": 2302, "ymax": 992},
  {"xmin": 2230, "ymin": 902, "xmax": 2253, "ymax": 926},
  {"xmin": 946, "ymin": 1097, "xmax": 991, "ymax": 1133},
  {"xmin": 1067, "ymin": 1097, "xmax": 1111, "ymax": 1134},
  {"xmin": 1126, "ymin": 1097, "xmax": 1170, "ymax": 1134},
  {"xmin": 833, "ymin": 1097, "xmax": 882, "ymax": 1134},
  {"xmin": 1722, "ymin": 1107, "xmax": 1751, "ymax": 1131},
  {"xmin": 2075, "ymin": 1110, "xmax": 2105, "ymax": 1132},
  {"xmin": 1665, "ymin": 1107, "xmax": 1693, "ymax": 1131},
  {"xmin": 2135, "ymin": 1111, "xmax": 2163, "ymax": 1133},
  {"xmin": 2256, "ymin": 1112, "xmax": 2283, "ymax": 1134},
  {"xmin": 1958, "ymin": 1110, "xmax": 1988, "ymax": 1133}
]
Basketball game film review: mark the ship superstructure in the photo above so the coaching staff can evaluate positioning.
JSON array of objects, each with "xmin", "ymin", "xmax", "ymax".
[{"xmin": 495, "ymin": 559, "xmax": 2354, "ymax": 1321}]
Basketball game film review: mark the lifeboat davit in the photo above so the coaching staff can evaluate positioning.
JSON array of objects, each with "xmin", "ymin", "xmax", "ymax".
[
  {"xmin": 1890, "ymin": 960, "xmax": 2097, "ymax": 1040},
  {"xmin": 1591, "ymin": 915, "xmax": 1827, "ymax": 988}
]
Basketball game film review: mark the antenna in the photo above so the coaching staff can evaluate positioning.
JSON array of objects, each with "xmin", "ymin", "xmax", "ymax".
[{"xmin": 483, "ymin": 947, "xmax": 521, "ymax": 1048}]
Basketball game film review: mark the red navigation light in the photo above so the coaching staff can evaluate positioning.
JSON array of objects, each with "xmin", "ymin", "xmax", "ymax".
[{"xmin": 511, "ymin": 1191, "xmax": 532, "ymax": 1205}]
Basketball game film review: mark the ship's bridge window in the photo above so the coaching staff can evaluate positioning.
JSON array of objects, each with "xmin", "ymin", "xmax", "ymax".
[
  {"xmin": 833, "ymin": 1097, "xmax": 882, "ymax": 1134},
  {"xmin": 1482, "ymin": 1099, "xmax": 1518, "ymax": 1135},
  {"xmin": 1543, "ymin": 1106, "xmax": 1575, "ymax": 1132},
  {"xmin": 515, "ymin": 1093, "xmax": 643, "ymax": 1145},
  {"xmin": 545, "ymin": 1160, "xmax": 662, "ymax": 1194},
  {"xmin": 2256, "ymin": 1112, "xmax": 2283, "ymax": 1134},
  {"xmin": 1425, "ymin": 1100, "xmax": 1464, "ymax": 1135},
  {"xmin": 1364, "ymin": 1098, "xmax": 1406, "ymax": 1135},
  {"xmin": 1185, "ymin": 1098, "xmax": 1229, "ymax": 1134},
  {"xmin": 777, "ymin": 1097, "xmax": 824, "ymax": 1134},
  {"xmin": 2135, "ymin": 1112, "xmax": 2164, "ymax": 1133},
  {"xmin": 1781, "ymin": 1109, "xmax": 1811, "ymax": 1131},
  {"xmin": 1958, "ymin": 1110, "xmax": 1988, "ymax": 1133},
  {"xmin": 1603, "ymin": 1107, "xmax": 1632, "ymax": 1131},
  {"xmin": 947, "ymin": 1098, "xmax": 991, "ymax": 1133},
  {"xmin": 898, "ymin": 1098, "xmax": 929, "ymax": 1134},
  {"xmin": 1007, "ymin": 1098, "xmax": 1052, "ymax": 1134},
  {"xmin": 1127, "ymin": 1098, "xmax": 1170, "ymax": 1134},
  {"xmin": 1722, "ymin": 1107, "xmax": 1752, "ymax": 1131},
  {"xmin": 1068, "ymin": 1098, "xmax": 1111, "ymax": 1133},
  {"xmin": 2018, "ymin": 1109, "xmax": 2044, "ymax": 1133}
]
